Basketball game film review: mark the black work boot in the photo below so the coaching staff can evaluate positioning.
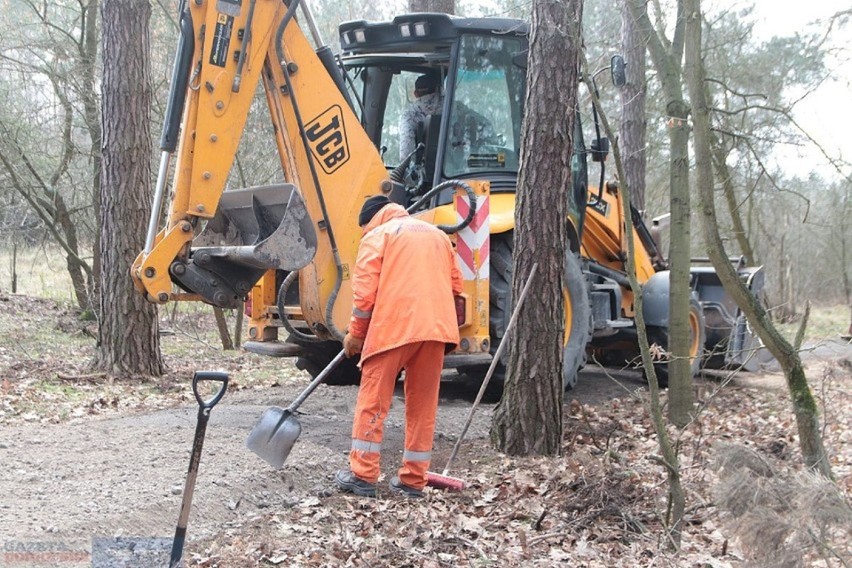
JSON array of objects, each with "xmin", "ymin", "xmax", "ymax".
[
  {"xmin": 389, "ymin": 476, "xmax": 424, "ymax": 498},
  {"xmin": 335, "ymin": 470, "xmax": 377, "ymax": 497}
]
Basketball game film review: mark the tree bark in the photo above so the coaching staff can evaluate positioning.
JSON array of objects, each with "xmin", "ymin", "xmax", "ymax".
[
  {"xmin": 619, "ymin": 0, "xmax": 648, "ymax": 213},
  {"xmin": 490, "ymin": 0, "xmax": 582, "ymax": 456},
  {"xmin": 214, "ymin": 307, "xmax": 235, "ymax": 350},
  {"xmin": 93, "ymin": 0, "xmax": 163, "ymax": 377},
  {"xmin": 408, "ymin": 0, "xmax": 455, "ymax": 13},
  {"xmin": 82, "ymin": 0, "xmax": 103, "ymax": 305},
  {"xmin": 684, "ymin": 0, "xmax": 831, "ymax": 479},
  {"xmin": 627, "ymin": 0, "xmax": 693, "ymax": 427}
]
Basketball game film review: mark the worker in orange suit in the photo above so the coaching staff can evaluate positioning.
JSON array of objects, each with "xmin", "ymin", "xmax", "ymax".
[{"xmin": 335, "ymin": 195, "xmax": 463, "ymax": 498}]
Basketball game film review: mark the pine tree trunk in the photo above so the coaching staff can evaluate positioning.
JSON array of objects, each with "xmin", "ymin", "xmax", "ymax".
[
  {"xmin": 619, "ymin": 0, "xmax": 647, "ymax": 213},
  {"xmin": 93, "ymin": 0, "xmax": 162, "ymax": 377},
  {"xmin": 684, "ymin": 0, "xmax": 831, "ymax": 479},
  {"xmin": 490, "ymin": 0, "xmax": 582, "ymax": 456}
]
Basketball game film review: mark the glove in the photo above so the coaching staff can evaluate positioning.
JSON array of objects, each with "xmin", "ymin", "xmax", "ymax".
[{"xmin": 343, "ymin": 333, "xmax": 364, "ymax": 358}]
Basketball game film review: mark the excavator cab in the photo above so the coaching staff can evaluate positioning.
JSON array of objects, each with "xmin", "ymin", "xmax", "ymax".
[
  {"xmin": 339, "ymin": 17, "xmax": 530, "ymax": 201},
  {"xmin": 337, "ymin": 14, "xmax": 600, "ymax": 243}
]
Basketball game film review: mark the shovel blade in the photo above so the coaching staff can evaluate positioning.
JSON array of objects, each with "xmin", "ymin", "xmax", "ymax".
[{"xmin": 246, "ymin": 407, "xmax": 302, "ymax": 469}]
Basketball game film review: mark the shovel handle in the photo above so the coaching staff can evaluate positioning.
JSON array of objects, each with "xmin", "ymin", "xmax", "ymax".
[
  {"xmin": 287, "ymin": 350, "xmax": 346, "ymax": 412},
  {"xmin": 192, "ymin": 371, "xmax": 229, "ymax": 410}
]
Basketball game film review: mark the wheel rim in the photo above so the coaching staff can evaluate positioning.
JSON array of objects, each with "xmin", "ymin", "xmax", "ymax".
[
  {"xmin": 563, "ymin": 287, "xmax": 573, "ymax": 346},
  {"xmin": 688, "ymin": 308, "xmax": 701, "ymax": 361}
]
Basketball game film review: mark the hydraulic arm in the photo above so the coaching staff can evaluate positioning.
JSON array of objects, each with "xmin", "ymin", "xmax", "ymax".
[{"xmin": 132, "ymin": 0, "xmax": 390, "ymax": 340}]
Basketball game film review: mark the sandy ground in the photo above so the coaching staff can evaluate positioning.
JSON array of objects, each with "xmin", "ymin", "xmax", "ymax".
[{"xmin": 0, "ymin": 364, "xmax": 650, "ymax": 550}]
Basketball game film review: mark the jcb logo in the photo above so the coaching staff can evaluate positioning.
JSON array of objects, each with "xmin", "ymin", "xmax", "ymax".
[{"xmin": 306, "ymin": 105, "xmax": 349, "ymax": 174}]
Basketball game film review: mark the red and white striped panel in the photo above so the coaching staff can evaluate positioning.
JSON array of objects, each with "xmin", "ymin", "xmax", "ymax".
[{"xmin": 455, "ymin": 194, "xmax": 490, "ymax": 280}]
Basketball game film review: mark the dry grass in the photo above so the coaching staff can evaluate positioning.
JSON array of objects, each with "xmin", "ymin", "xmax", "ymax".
[
  {"xmin": 713, "ymin": 444, "xmax": 852, "ymax": 568},
  {"xmin": 779, "ymin": 307, "xmax": 851, "ymax": 343},
  {"xmin": 0, "ymin": 244, "xmax": 78, "ymax": 301}
]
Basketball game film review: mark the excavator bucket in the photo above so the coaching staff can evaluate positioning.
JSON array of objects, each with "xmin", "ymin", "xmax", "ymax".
[
  {"xmin": 198, "ymin": 183, "xmax": 317, "ymax": 269},
  {"xmin": 691, "ymin": 258, "xmax": 766, "ymax": 371},
  {"xmin": 170, "ymin": 184, "xmax": 317, "ymax": 308}
]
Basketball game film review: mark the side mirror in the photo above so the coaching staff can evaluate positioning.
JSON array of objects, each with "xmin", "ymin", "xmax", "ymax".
[
  {"xmin": 512, "ymin": 49, "xmax": 529, "ymax": 70},
  {"xmin": 610, "ymin": 55, "xmax": 626, "ymax": 87},
  {"xmin": 590, "ymin": 137, "xmax": 609, "ymax": 163}
]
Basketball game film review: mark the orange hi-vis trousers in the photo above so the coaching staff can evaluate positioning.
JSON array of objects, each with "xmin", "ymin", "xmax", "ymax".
[{"xmin": 349, "ymin": 341, "xmax": 445, "ymax": 490}]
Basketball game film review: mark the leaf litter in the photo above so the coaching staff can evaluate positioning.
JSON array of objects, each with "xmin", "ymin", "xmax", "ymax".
[{"xmin": 0, "ymin": 292, "xmax": 850, "ymax": 566}]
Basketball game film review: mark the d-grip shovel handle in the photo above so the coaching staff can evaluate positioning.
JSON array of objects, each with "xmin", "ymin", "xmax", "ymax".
[{"xmin": 192, "ymin": 371, "xmax": 229, "ymax": 410}]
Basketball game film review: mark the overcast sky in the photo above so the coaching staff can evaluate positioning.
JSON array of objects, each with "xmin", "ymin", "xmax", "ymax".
[{"xmin": 713, "ymin": 0, "xmax": 851, "ymax": 178}]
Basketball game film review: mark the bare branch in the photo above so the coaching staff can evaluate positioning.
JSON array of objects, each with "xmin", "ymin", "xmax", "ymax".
[
  {"xmin": 650, "ymin": 0, "xmax": 672, "ymax": 52},
  {"xmin": 22, "ymin": 0, "xmax": 80, "ymax": 46},
  {"xmin": 794, "ymin": 302, "xmax": 810, "ymax": 351},
  {"xmin": 715, "ymin": 97, "xmax": 852, "ymax": 186},
  {"xmin": 704, "ymin": 77, "xmax": 767, "ymax": 101},
  {"xmin": 0, "ymin": 149, "xmax": 92, "ymax": 277},
  {"xmin": 670, "ymin": 0, "xmax": 686, "ymax": 71},
  {"xmin": 153, "ymin": 0, "xmax": 179, "ymax": 30},
  {"xmin": 711, "ymin": 127, "xmax": 812, "ymax": 221},
  {"xmin": 711, "ymin": 104, "xmax": 792, "ymax": 117},
  {"xmin": 47, "ymin": 76, "xmax": 75, "ymax": 187}
]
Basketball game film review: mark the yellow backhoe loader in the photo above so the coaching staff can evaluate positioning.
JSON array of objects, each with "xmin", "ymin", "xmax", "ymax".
[{"xmin": 132, "ymin": 4, "xmax": 763, "ymax": 389}]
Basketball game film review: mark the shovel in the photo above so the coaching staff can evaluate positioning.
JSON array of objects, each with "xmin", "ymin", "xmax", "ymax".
[
  {"xmin": 169, "ymin": 370, "xmax": 229, "ymax": 568},
  {"xmin": 247, "ymin": 350, "xmax": 346, "ymax": 468}
]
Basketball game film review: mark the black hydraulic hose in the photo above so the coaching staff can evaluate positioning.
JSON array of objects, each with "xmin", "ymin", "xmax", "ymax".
[
  {"xmin": 630, "ymin": 204, "xmax": 661, "ymax": 261},
  {"xmin": 587, "ymin": 260, "xmax": 631, "ymax": 288},
  {"xmin": 316, "ymin": 45, "xmax": 354, "ymax": 110},
  {"xmin": 160, "ymin": 0, "xmax": 195, "ymax": 152},
  {"xmin": 277, "ymin": 271, "xmax": 322, "ymax": 342},
  {"xmin": 338, "ymin": 58, "xmax": 365, "ymax": 117},
  {"xmin": 274, "ymin": 0, "xmax": 345, "ymax": 341},
  {"xmin": 390, "ymin": 143, "xmax": 425, "ymax": 184},
  {"xmin": 231, "ymin": 0, "xmax": 257, "ymax": 93},
  {"xmin": 406, "ymin": 179, "xmax": 477, "ymax": 234}
]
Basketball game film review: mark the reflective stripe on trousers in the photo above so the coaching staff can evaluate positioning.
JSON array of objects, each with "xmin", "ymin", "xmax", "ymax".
[
  {"xmin": 352, "ymin": 439, "xmax": 382, "ymax": 454},
  {"xmin": 348, "ymin": 341, "xmax": 445, "ymax": 488},
  {"xmin": 403, "ymin": 449, "xmax": 431, "ymax": 462}
]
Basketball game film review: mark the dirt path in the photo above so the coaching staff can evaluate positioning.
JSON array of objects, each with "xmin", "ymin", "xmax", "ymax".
[
  {"xmin": 1, "ymin": 295, "xmax": 849, "ymax": 566},
  {"xmin": 0, "ymin": 362, "xmax": 649, "ymax": 554}
]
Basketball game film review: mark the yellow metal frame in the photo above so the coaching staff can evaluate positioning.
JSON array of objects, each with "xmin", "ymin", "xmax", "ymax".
[
  {"xmin": 132, "ymin": 0, "xmax": 388, "ymax": 340},
  {"xmin": 131, "ymin": 0, "xmax": 662, "ymax": 360}
]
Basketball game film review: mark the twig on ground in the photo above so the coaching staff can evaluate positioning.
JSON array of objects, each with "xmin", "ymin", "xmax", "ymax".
[{"xmin": 56, "ymin": 372, "xmax": 106, "ymax": 383}]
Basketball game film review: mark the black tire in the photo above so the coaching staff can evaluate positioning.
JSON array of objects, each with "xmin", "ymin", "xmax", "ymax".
[
  {"xmin": 562, "ymin": 252, "xmax": 592, "ymax": 390},
  {"xmin": 646, "ymin": 296, "xmax": 705, "ymax": 388},
  {"xmin": 480, "ymin": 232, "xmax": 592, "ymax": 391},
  {"xmin": 291, "ymin": 336, "xmax": 361, "ymax": 386},
  {"xmin": 488, "ymin": 232, "xmax": 515, "ymax": 375}
]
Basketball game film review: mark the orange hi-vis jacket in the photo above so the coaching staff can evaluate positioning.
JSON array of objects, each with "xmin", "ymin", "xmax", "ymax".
[{"xmin": 348, "ymin": 203, "xmax": 463, "ymax": 363}]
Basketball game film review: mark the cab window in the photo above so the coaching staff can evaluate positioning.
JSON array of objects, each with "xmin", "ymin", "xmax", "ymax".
[{"xmin": 443, "ymin": 35, "xmax": 525, "ymax": 177}]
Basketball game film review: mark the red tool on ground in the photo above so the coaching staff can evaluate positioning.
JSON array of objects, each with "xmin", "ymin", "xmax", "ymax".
[{"xmin": 426, "ymin": 264, "xmax": 538, "ymax": 491}]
